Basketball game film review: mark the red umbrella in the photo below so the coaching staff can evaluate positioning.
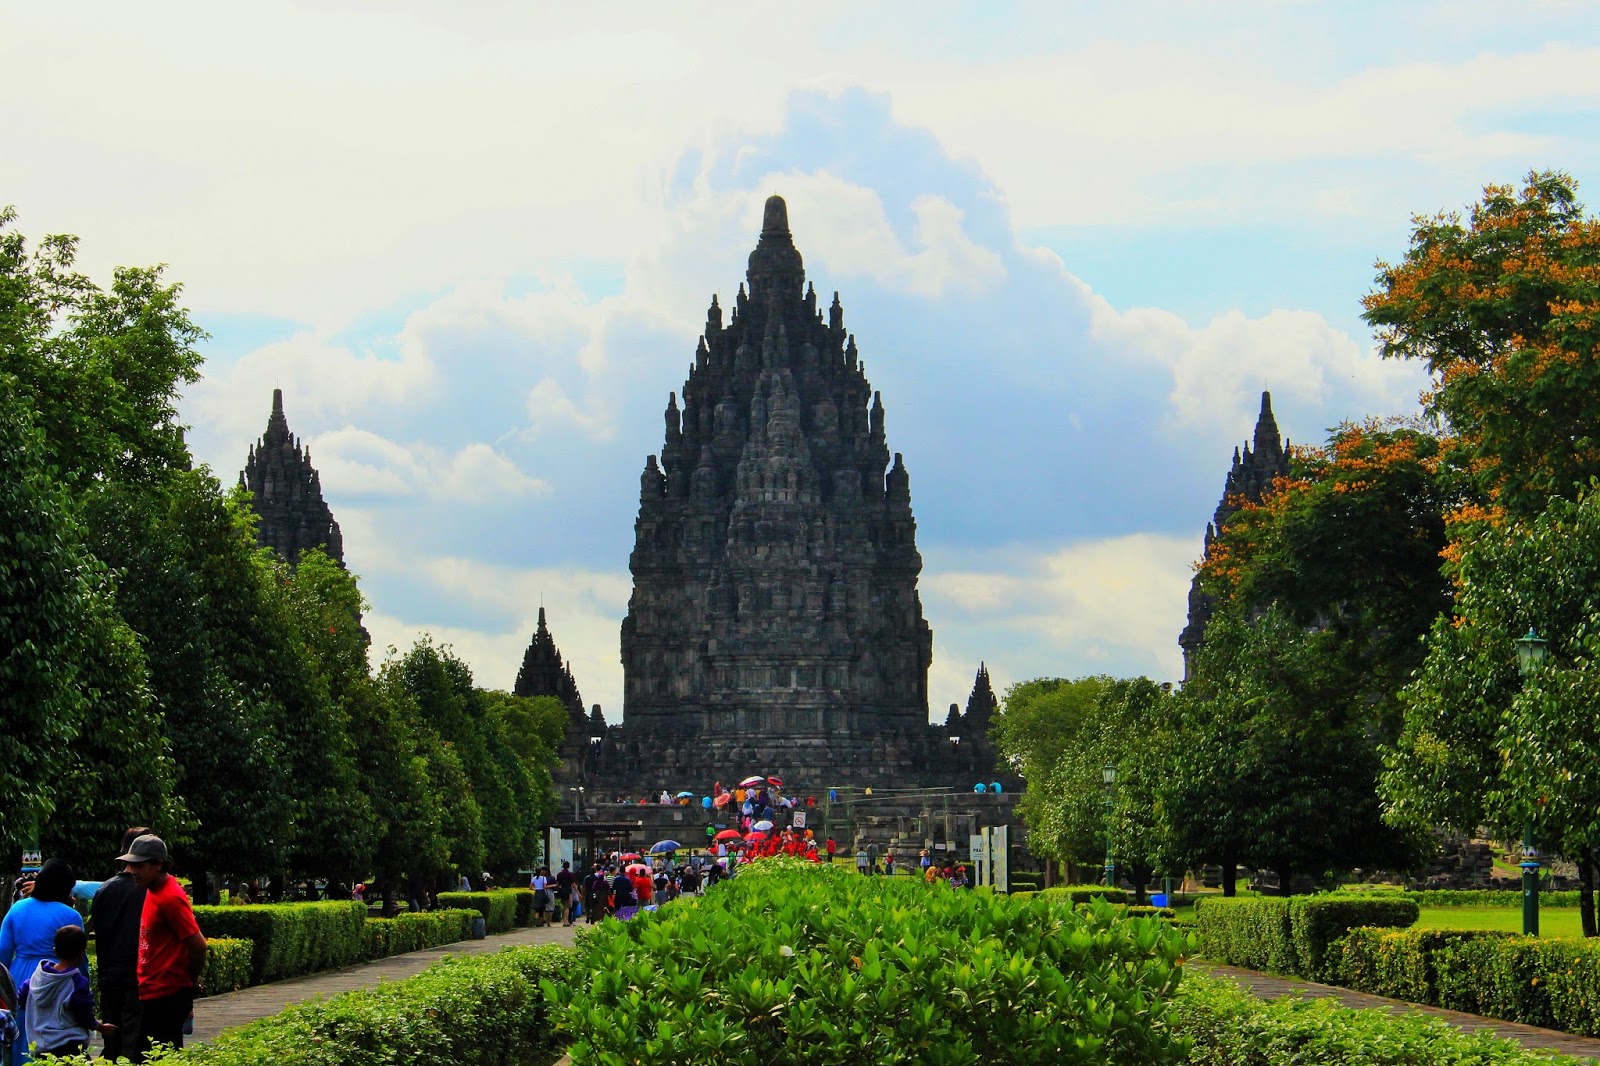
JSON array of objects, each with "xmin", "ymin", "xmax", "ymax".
[
  {"xmin": 713, "ymin": 793, "xmax": 732, "ymax": 808},
  {"xmin": 625, "ymin": 863, "xmax": 650, "ymax": 876},
  {"xmin": 713, "ymin": 828, "xmax": 743, "ymax": 841},
  {"xmin": 744, "ymin": 830, "xmax": 768, "ymax": 840},
  {"xmin": 618, "ymin": 852, "xmax": 641, "ymax": 862},
  {"xmin": 767, "ymin": 776, "xmax": 784, "ymax": 788}
]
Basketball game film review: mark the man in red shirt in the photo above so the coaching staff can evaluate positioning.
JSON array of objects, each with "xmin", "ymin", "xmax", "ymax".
[{"xmin": 117, "ymin": 834, "xmax": 207, "ymax": 1059}]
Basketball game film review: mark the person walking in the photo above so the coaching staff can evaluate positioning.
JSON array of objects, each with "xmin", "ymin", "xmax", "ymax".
[
  {"xmin": 0, "ymin": 860, "xmax": 86, "ymax": 1065},
  {"xmin": 118, "ymin": 834, "xmax": 206, "ymax": 1059},
  {"xmin": 90, "ymin": 826, "xmax": 151, "ymax": 1062},
  {"xmin": 554, "ymin": 863, "xmax": 577, "ymax": 927}
]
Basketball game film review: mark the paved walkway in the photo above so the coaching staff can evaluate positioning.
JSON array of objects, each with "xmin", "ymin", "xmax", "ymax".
[
  {"xmin": 190, "ymin": 921, "xmax": 582, "ymax": 1043},
  {"xmin": 1199, "ymin": 961, "xmax": 1600, "ymax": 1061}
]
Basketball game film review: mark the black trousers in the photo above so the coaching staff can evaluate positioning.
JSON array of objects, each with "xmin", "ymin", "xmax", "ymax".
[
  {"xmin": 135, "ymin": 988, "xmax": 194, "ymax": 1060},
  {"xmin": 98, "ymin": 977, "xmax": 142, "ymax": 1061}
]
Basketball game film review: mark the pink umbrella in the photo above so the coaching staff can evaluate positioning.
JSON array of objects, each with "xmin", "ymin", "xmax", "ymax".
[{"xmin": 739, "ymin": 775, "xmax": 766, "ymax": 788}]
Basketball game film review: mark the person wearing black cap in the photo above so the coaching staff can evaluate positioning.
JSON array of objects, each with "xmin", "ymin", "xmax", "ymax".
[
  {"xmin": 117, "ymin": 835, "xmax": 205, "ymax": 1058},
  {"xmin": 90, "ymin": 826, "xmax": 150, "ymax": 1061}
]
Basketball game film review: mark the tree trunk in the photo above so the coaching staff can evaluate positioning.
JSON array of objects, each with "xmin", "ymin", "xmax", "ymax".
[
  {"xmin": 1582, "ymin": 856, "xmax": 1597, "ymax": 938},
  {"xmin": 1131, "ymin": 866, "xmax": 1150, "ymax": 905},
  {"xmin": 1222, "ymin": 846, "xmax": 1237, "ymax": 897},
  {"xmin": 1277, "ymin": 864, "xmax": 1293, "ymax": 897}
]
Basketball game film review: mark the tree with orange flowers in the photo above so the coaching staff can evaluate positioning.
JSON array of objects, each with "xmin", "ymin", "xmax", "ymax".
[
  {"xmin": 1171, "ymin": 421, "xmax": 1453, "ymax": 892},
  {"xmin": 1364, "ymin": 171, "xmax": 1600, "ymax": 521}
]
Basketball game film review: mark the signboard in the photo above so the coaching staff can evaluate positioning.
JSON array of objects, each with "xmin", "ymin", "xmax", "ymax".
[
  {"xmin": 20, "ymin": 850, "xmax": 42, "ymax": 873},
  {"xmin": 991, "ymin": 824, "xmax": 1010, "ymax": 892},
  {"xmin": 970, "ymin": 833, "xmax": 986, "ymax": 885},
  {"xmin": 791, "ymin": 812, "xmax": 806, "ymax": 829}
]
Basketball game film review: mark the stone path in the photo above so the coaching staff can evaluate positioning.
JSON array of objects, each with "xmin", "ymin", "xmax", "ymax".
[
  {"xmin": 1199, "ymin": 961, "xmax": 1600, "ymax": 1061},
  {"xmin": 189, "ymin": 922, "xmax": 582, "ymax": 1043}
]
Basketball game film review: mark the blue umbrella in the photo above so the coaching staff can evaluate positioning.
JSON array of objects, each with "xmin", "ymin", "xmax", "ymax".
[
  {"xmin": 649, "ymin": 840, "xmax": 682, "ymax": 854},
  {"xmin": 677, "ymin": 791, "xmax": 695, "ymax": 797}
]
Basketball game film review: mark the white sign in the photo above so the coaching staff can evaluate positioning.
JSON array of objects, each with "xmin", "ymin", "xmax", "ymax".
[
  {"xmin": 970, "ymin": 833, "xmax": 986, "ymax": 885},
  {"xmin": 791, "ymin": 812, "xmax": 807, "ymax": 829},
  {"xmin": 991, "ymin": 824, "xmax": 1010, "ymax": 892}
]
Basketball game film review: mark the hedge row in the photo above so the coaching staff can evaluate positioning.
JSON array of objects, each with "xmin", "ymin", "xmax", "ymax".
[
  {"xmin": 548, "ymin": 858, "xmax": 1192, "ymax": 1064},
  {"xmin": 1173, "ymin": 970, "xmax": 1587, "ymax": 1065},
  {"xmin": 436, "ymin": 889, "xmax": 521, "ymax": 934},
  {"xmin": 147, "ymin": 945, "xmax": 576, "ymax": 1066},
  {"xmin": 1338, "ymin": 928, "xmax": 1600, "ymax": 1036},
  {"xmin": 1195, "ymin": 895, "xmax": 1420, "ymax": 981},
  {"xmin": 365, "ymin": 909, "xmax": 476, "ymax": 958},
  {"xmin": 1014, "ymin": 885, "xmax": 1132, "ymax": 905},
  {"xmin": 1405, "ymin": 889, "xmax": 1582, "ymax": 908},
  {"xmin": 197, "ymin": 937, "xmax": 254, "ymax": 996},
  {"xmin": 193, "ymin": 901, "xmax": 369, "ymax": 984}
]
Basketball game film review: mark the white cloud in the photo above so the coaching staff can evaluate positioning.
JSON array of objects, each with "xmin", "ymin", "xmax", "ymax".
[
  {"xmin": 310, "ymin": 428, "xmax": 547, "ymax": 502},
  {"xmin": 924, "ymin": 532, "xmax": 1198, "ymax": 707}
]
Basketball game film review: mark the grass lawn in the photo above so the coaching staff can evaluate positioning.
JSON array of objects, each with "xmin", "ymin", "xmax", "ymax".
[{"xmin": 1415, "ymin": 905, "xmax": 1586, "ymax": 938}]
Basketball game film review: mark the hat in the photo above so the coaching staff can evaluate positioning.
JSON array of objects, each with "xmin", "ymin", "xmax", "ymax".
[{"xmin": 116, "ymin": 834, "xmax": 168, "ymax": 864}]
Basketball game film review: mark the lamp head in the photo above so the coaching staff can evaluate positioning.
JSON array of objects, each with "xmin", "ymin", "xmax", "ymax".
[{"xmin": 1515, "ymin": 628, "xmax": 1550, "ymax": 677}]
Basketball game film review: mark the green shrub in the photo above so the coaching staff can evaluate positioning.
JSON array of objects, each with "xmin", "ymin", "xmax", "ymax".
[
  {"xmin": 505, "ymin": 887, "xmax": 537, "ymax": 926},
  {"xmin": 1195, "ymin": 895, "xmax": 1418, "ymax": 980},
  {"xmin": 436, "ymin": 890, "xmax": 519, "ymax": 934},
  {"xmin": 365, "ymin": 909, "xmax": 475, "ymax": 958},
  {"xmin": 1289, "ymin": 896, "xmax": 1419, "ymax": 981},
  {"xmin": 197, "ymin": 937, "xmax": 253, "ymax": 996},
  {"xmin": 1034, "ymin": 884, "xmax": 1131, "ymax": 905},
  {"xmin": 1404, "ymin": 889, "xmax": 1581, "ymax": 908},
  {"xmin": 547, "ymin": 858, "xmax": 1193, "ymax": 1065},
  {"xmin": 1173, "ymin": 971, "xmax": 1586, "ymax": 1064},
  {"xmin": 1194, "ymin": 897, "xmax": 1295, "ymax": 974},
  {"xmin": 1336, "ymin": 928, "xmax": 1501, "ymax": 1004},
  {"xmin": 155, "ymin": 944, "xmax": 575, "ymax": 1066},
  {"xmin": 1126, "ymin": 905, "xmax": 1177, "ymax": 920},
  {"xmin": 193, "ymin": 901, "xmax": 367, "ymax": 984}
]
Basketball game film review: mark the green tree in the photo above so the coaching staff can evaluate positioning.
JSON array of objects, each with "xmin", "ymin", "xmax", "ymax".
[
  {"xmin": 1364, "ymin": 170, "xmax": 1600, "ymax": 520},
  {"xmin": 1176, "ymin": 421, "xmax": 1447, "ymax": 893},
  {"xmin": 0, "ymin": 378, "xmax": 177, "ymax": 864},
  {"xmin": 1383, "ymin": 486, "xmax": 1600, "ymax": 934}
]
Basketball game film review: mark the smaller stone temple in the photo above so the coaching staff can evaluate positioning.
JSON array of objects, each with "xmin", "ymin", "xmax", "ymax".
[
  {"xmin": 513, "ymin": 608, "xmax": 600, "ymax": 783},
  {"xmin": 239, "ymin": 388, "xmax": 345, "ymax": 567},
  {"xmin": 1178, "ymin": 390, "xmax": 1291, "ymax": 675}
]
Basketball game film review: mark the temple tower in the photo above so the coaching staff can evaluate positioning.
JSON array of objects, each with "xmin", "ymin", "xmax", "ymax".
[
  {"xmin": 601, "ymin": 195, "xmax": 942, "ymax": 788},
  {"xmin": 1179, "ymin": 391, "xmax": 1291, "ymax": 675},
  {"xmin": 514, "ymin": 607, "xmax": 594, "ymax": 782},
  {"xmin": 239, "ymin": 388, "xmax": 345, "ymax": 567}
]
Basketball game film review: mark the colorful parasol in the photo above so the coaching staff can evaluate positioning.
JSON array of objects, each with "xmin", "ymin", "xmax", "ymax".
[
  {"xmin": 767, "ymin": 776, "xmax": 784, "ymax": 788},
  {"xmin": 713, "ymin": 829, "xmax": 743, "ymax": 841},
  {"xmin": 739, "ymin": 775, "xmax": 766, "ymax": 788}
]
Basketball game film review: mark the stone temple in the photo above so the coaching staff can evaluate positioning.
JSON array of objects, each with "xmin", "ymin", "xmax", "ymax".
[
  {"xmin": 1178, "ymin": 390, "xmax": 1290, "ymax": 676},
  {"xmin": 585, "ymin": 195, "xmax": 996, "ymax": 791},
  {"xmin": 239, "ymin": 388, "xmax": 345, "ymax": 567}
]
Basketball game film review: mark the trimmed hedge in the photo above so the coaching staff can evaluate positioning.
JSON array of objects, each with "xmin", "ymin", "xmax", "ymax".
[
  {"xmin": 1405, "ymin": 889, "xmax": 1581, "ymax": 908},
  {"xmin": 1195, "ymin": 895, "xmax": 1419, "ymax": 980},
  {"xmin": 1336, "ymin": 928, "xmax": 1600, "ymax": 1036},
  {"xmin": 436, "ymin": 890, "xmax": 519, "ymax": 934},
  {"xmin": 505, "ymin": 887, "xmax": 537, "ymax": 926},
  {"xmin": 193, "ymin": 901, "xmax": 368, "ymax": 984},
  {"xmin": 549, "ymin": 858, "xmax": 1192, "ymax": 1064},
  {"xmin": 152, "ymin": 944, "xmax": 575, "ymax": 1066},
  {"xmin": 1174, "ymin": 971, "xmax": 1587, "ymax": 1065},
  {"xmin": 197, "ymin": 937, "xmax": 254, "ymax": 996},
  {"xmin": 365, "ymin": 909, "xmax": 475, "ymax": 958},
  {"xmin": 1023, "ymin": 884, "xmax": 1132, "ymax": 905}
]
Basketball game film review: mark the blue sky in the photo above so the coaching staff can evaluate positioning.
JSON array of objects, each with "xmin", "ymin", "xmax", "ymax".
[{"xmin": 7, "ymin": 1, "xmax": 1599, "ymax": 720}]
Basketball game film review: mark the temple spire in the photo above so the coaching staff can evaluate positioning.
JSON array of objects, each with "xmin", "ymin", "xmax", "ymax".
[
  {"xmin": 240, "ymin": 389, "xmax": 344, "ymax": 567},
  {"xmin": 746, "ymin": 194, "xmax": 805, "ymax": 301}
]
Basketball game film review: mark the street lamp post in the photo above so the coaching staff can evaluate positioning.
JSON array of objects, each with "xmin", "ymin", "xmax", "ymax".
[
  {"xmin": 1515, "ymin": 627, "xmax": 1550, "ymax": 937},
  {"xmin": 1103, "ymin": 762, "xmax": 1117, "ymax": 889}
]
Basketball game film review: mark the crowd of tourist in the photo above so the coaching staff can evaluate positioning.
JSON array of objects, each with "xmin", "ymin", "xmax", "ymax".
[{"xmin": 1, "ymin": 828, "xmax": 206, "ymax": 1064}]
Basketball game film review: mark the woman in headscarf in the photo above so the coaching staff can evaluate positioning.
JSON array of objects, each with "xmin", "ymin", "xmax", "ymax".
[{"xmin": 0, "ymin": 859, "xmax": 88, "ymax": 1065}]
